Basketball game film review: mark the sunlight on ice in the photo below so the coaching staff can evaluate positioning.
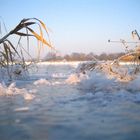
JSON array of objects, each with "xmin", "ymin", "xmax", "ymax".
[{"xmin": 14, "ymin": 107, "xmax": 29, "ymax": 112}]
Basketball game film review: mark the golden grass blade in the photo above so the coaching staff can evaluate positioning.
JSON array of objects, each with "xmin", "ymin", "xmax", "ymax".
[
  {"xmin": 38, "ymin": 23, "xmax": 43, "ymax": 45},
  {"xmin": 118, "ymin": 54, "xmax": 135, "ymax": 61},
  {"xmin": 27, "ymin": 27, "xmax": 52, "ymax": 48},
  {"xmin": 37, "ymin": 19, "xmax": 52, "ymax": 45},
  {"xmin": 35, "ymin": 18, "xmax": 49, "ymax": 34},
  {"xmin": 27, "ymin": 18, "xmax": 51, "ymax": 40},
  {"xmin": 32, "ymin": 18, "xmax": 52, "ymax": 44}
]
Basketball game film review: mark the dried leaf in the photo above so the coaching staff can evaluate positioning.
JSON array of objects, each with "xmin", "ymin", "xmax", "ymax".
[
  {"xmin": 35, "ymin": 18, "xmax": 49, "ymax": 33},
  {"xmin": 3, "ymin": 42, "xmax": 14, "ymax": 64},
  {"xmin": 12, "ymin": 22, "xmax": 35, "ymax": 33},
  {"xmin": 21, "ymin": 18, "xmax": 30, "ymax": 23},
  {"xmin": 27, "ymin": 27, "xmax": 52, "ymax": 48},
  {"xmin": 21, "ymin": 22, "xmax": 36, "ymax": 27},
  {"xmin": 15, "ymin": 32, "xmax": 33, "ymax": 36},
  {"xmin": 5, "ymin": 39, "xmax": 21, "ymax": 58}
]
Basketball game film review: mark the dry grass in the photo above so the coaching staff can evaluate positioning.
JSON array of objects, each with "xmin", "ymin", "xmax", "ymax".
[{"xmin": 0, "ymin": 18, "xmax": 53, "ymax": 79}]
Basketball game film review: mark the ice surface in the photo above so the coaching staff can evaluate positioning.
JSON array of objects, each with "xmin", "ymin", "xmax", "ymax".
[
  {"xmin": 14, "ymin": 107, "xmax": 29, "ymax": 112},
  {"xmin": 1, "ymin": 61, "xmax": 140, "ymax": 140}
]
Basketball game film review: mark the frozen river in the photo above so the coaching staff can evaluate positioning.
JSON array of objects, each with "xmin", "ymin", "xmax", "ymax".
[{"xmin": 0, "ymin": 62, "xmax": 140, "ymax": 140}]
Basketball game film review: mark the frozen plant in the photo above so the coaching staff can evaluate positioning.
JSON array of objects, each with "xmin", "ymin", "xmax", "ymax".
[{"xmin": 0, "ymin": 17, "xmax": 53, "ymax": 80}]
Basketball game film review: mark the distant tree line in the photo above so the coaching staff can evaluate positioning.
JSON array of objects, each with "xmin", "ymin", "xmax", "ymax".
[{"xmin": 43, "ymin": 52, "xmax": 125, "ymax": 61}]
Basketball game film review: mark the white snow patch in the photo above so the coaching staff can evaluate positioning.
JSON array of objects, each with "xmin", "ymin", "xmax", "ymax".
[
  {"xmin": 126, "ymin": 76, "xmax": 140, "ymax": 92},
  {"xmin": 33, "ymin": 78, "xmax": 50, "ymax": 85},
  {"xmin": 51, "ymin": 81, "xmax": 62, "ymax": 85},
  {"xmin": 79, "ymin": 72, "xmax": 117, "ymax": 92},
  {"xmin": 37, "ymin": 61, "xmax": 81, "ymax": 67},
  {"xmin": 52, "ymin": 73, "xmax": 66, "ymax": 78},
  {"xmin": 23, "ymin": 93, "xmax": 35, "ymax": 100},
  {"xmin": 66, "ymin": 73, "xmax": 88, "ymax": 84},
  {"xmin": 0, "ymin": 82, "xmax": 36, "ymax": 100}
]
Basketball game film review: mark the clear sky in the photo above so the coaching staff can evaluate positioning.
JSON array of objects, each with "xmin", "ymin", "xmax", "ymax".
[{"xmin": 0, "ymin": 0, "xmax": 140, "ymax": 56}]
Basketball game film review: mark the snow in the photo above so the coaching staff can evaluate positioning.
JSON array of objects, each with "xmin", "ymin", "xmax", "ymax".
[
  {"xmin": 1, "ymin": 61, "xmax": 140, "ymax": 140},
  {"xmin": 66, "ymin": 73, "xmax": 88, "ymax": 84},
  {"xmin": 1, "ymin": 61, "xmax": 140, "ymax": 105},
  {"xmin": 36, "ymin": 61, "xmax": 81, "ymax": 68},
  {"xmin": 0, "ymin": 82, "xmax": 36, "ymax": 100},
  {"xmin": 64, "ymin": 60, "xmax": 140, "ymax": 97},
  {"xmin": 33, "ymin": 78, "xmax": 50, "ymax": 85}
]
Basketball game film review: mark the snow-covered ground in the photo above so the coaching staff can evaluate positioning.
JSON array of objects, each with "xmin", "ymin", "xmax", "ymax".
[{"xmin": 0, "ymin": 61, "xmax": 140, "ymax": 140}]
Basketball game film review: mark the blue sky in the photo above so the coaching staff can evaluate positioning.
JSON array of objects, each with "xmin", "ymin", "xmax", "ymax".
[{"xmin": 0, "ymin": 0, "xmax": 140, "ymax": 56}]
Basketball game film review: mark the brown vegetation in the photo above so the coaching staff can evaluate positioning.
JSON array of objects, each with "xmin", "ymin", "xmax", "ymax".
[{"xmin": 0, "ymin": 18, "xmax": 52, "ymax": 79}]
